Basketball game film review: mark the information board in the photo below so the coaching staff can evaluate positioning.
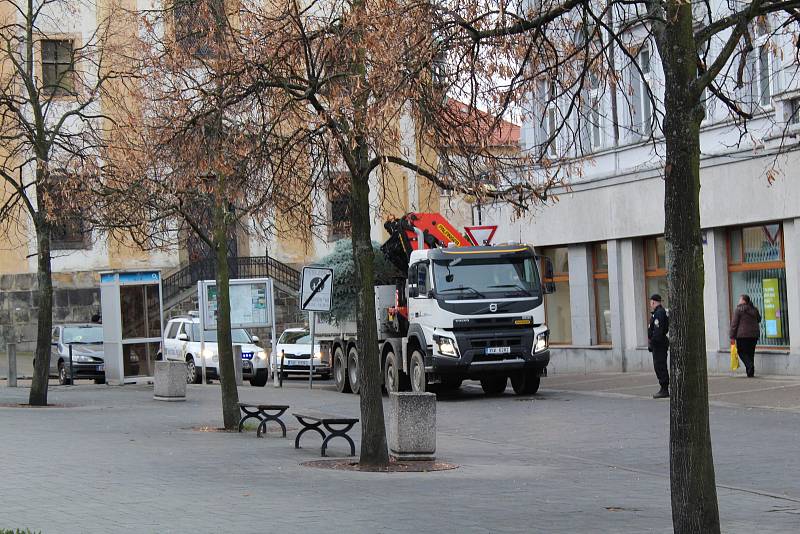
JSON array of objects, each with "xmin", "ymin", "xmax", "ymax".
[
  {"xmin": 762, "ymin": 278, "xmax": 782, "ymax": 338},
  {"xmin": 199, "ymin": 278, "xmax": 272, "ymax": 330}
]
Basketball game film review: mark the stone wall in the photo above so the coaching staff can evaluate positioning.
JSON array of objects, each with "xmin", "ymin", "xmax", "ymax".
[{"xmin": 0, "ymin": 272, "xmax": 101, "ymax": 351}]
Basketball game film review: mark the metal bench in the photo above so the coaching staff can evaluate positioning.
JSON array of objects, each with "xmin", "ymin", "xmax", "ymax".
[
  {"xmin": 293, "ymin": 412, "xmax": 359, "ymax": 457},
  {"xmin": 238, "ymin": 403, "xmax": 290, "ymax": 438}
]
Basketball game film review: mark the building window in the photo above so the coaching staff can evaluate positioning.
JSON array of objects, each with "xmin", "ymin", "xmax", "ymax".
[
  {"xmin": 631, "ymin": 44, "xmax": 652, "ymax": 138},
  {"xmin": 535, "ymin": 78, "xmax": 558, "ymax": 158},
  {"xmin": 727, "ymin": 223, "xmax": 788, "ymax": 347},
  {"xmin": 644, "ymin": 236, "xmax": 668, "ymax": 309},
  {"xmin": 787, "ymin": 98, "xmax": 800, "ymax": 126},
  {"xmin": 51, "ymin": 215, "xmax": 87, "ymax": 249},
  {"xmin": 745, "ymin": 20, "xmax": 772, "ymax": 111},
  {"xmin": 592, "ymin": 242, "xmax": 611, "ymax": 345},
  {"xmin": 41, "ymin": 40, "xmax": 75, "ymax": 94},
  {"xmin": 328, "ymin": 174, "xmax": 351, "ymax": 241},
  {"xmin": 541, "ymin": 247, "xmax": 571, "ymax": 344}
]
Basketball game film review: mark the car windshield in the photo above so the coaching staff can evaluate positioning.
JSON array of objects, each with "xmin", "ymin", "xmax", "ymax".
[
  {"xmin": 190, "ymin": 325, "xmax": 252, "ymax": 344},
  {"xmin": 433, "ymin": 256, "xmax": 541, "ymax": 299},
  {"xmin": 63, "ymin": 326, "xmax": 104, "ymax": 344},
  {"xmin": 279, "ymin": 331, "xmax": 311, "ymax": 344}
]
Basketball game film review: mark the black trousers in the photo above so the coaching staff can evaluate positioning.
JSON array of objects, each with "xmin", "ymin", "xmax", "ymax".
[
  {"xmin": 736, "ymin": 337, "xmax": 757, "ymax": 377},
  {"xmin": 652, "ymin": 345, "xmax": 669, "ymax": 388}
]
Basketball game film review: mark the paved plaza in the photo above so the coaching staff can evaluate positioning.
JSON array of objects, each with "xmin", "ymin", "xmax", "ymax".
[{"xmin": 1, "ymin": 372, "xmax": 799, "ymax": 533}]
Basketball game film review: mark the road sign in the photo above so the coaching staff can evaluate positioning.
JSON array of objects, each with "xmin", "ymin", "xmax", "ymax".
[
  {"xmin": 300, "ymin": 267, "xmax": 334, "ymax": 312},
  {"xmin": 464, "ymin": 225, "xmax": 498, "ymax": 246}
]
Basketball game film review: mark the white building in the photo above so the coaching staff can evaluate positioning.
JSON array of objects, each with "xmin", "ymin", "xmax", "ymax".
[{"xmin": 445, "ymin": 4, "xmax": 800, "ymax": 375}]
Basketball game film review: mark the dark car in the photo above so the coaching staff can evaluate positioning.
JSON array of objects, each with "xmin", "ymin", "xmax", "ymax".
[{"xmin": 49, "ymin": 324, "xmax": 106, "ymax": 384}]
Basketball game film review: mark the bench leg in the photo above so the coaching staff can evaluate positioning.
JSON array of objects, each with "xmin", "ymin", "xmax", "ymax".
[
  {"xmin": 256, "ymin": 409, "xmax": 288, "ymax": 438},
  {"xmin": 238, "ymin": 407, "xmax": 265, "ymax": 433},
  {"xmin": 294, "ymin": 417, "xmax": 325, "ymax": 449},
  {"xmin": 321, "ymin": 422, "xmax": 357, "ymax": 457}
]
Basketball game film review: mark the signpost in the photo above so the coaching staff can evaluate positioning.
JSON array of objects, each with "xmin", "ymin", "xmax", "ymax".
[
  {"xmin": 464, "ymin": 225, "xmax": 498, "ymax": 246},
  {"xmin": 198, "ymin": 278, "xmax": 276, "ymax": 385},
  {"xmin": 300, "ymin": 267, "xmax": 334, "ymax": 389}
]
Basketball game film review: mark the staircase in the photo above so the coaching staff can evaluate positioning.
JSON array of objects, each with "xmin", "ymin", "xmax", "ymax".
[{"xmin": 162, "ymin": 256, "xmax": 302, "ymax": 315}]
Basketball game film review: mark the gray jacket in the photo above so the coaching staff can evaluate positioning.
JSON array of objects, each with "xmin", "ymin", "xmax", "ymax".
[{"xmin": 730, "ymin": 304, "xmax": 761, "ymax": 340}]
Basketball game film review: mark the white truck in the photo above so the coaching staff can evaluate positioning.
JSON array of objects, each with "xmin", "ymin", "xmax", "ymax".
[{"xmin": 316, "ymin": 213, "xmax": 553, "ymax": 396}]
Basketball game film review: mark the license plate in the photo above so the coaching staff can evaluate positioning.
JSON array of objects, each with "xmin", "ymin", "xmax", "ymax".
[
  {"xmin": 241, "ymin": 352, "xmax": 253, "ymax": 360},
  {"xmin": 286, "ymin": 360, "xmax": 304, "ymax": 366},
  {"xmin": 486, "ymin": 347, "xmax": 511, "ymax": 355},
  {"xmin": 242, "ymin": 361, "xmax": 252, "ymax": 369},
  {"xmin": 98, "ymin": 364, "xmax": 105, "ymax": 372}
]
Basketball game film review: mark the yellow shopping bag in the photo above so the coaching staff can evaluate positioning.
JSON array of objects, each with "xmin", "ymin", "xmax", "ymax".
[{"xmin": 730, "ymin": 342, "xmax": 739, "ymax": 371}]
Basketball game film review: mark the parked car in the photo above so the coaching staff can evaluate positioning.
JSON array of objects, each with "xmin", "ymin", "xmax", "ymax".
[
  {"xmin": 160, "ymin": 315, "xmax": 270, "ymax": 386},
  {"xmin": 49, "ymin": 324, "xmax": 106, "ymax": 385},
  {"xmin": 272, "ymin": 328, "xmax": 330, "ymax": 379}
]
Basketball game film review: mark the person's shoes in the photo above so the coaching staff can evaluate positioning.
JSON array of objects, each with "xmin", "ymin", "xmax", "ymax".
[
  {"xmin": 652, "ymin": 387, "xmax": 669, "ymax": 399},
  {"xmin": 746, "ymin": 370, "xmax": 755, "ymax": 378}
]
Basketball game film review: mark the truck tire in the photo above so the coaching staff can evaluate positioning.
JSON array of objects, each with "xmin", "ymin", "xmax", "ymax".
[
  {"xmin": 347, "ymin": 346, "xmax": 360, "ymax": 395},
  {"xmin": 511, "ymin": 371, "xmax": 541, "ymax": 395},
  {"xmin": 334, "ymin": 346, "xmax": 351, "ymax": 393},
  {"xmin": 384, "ymin": 351, "xmax": 401, "ymax": 393},
  {"xmin": 480, "ymin": 376, "xmax": 507, "ymax": 396},
  {"xmin": 410, "ymin": 350, "xmax": 428, "ymax": 392}
]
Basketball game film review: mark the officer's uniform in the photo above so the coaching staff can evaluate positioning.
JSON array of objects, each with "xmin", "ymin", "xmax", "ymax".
[{"xmin": 648, "ymin": 302, "xmax": 670, "ymax": 391}]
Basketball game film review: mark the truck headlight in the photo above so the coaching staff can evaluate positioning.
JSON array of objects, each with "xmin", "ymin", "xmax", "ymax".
[
  {"xmin": 434, "ymin": 335, "xmax": 459, "ymax": 358},
  {"xmin": 533, "ymin": 331, "xmax": 549, "ymax": 354}
]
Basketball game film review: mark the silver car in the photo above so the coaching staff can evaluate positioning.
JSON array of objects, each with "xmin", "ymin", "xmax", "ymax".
[{"xmin": 49, "ymin": 324, "xmax": 106, "ymax": 385}]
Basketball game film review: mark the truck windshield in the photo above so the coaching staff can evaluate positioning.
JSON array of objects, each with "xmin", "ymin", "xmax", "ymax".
[{"xmin": 433, "ymin": 256, "xmax": 541, "ymax": 299}]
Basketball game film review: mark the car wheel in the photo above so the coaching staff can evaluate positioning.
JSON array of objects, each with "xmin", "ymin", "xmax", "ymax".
[
  {"xmin": 439, "ymin": 376, "xmax": 462, "ymax": 392},
  {"xmin": 410, "ymin": 350, "xmax": 428, "ymax": 393},
  {"xmin": 334, "ymin": 346, "xmax": 351, "ymax": 393},
  {"xmin": 58, "ymin": 362, "xmax": 72, "ymax": 385},
  {"xmin": 186, "ymin": 357, "xmax": 201, "ymax": 384},
  {"xmin": 480, "ymin": 376, "xmax": 507, "ymax": 396},
  {"xmin": 384, "ymin": 351, "xmax": 400, "ymax": 393},
  {"xmin": 511, "ymin": 371, "xmax": 541, "ymax": 395},
  {"xmin": 249, "ymin": 369, "xmax": 268, "ymax": 387},
  {"xmin": 347, "ymin": 346, "xmax": 360, "ymax": 395}
]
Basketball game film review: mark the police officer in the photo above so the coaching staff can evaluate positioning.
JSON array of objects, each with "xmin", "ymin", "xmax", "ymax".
[{"xmin": 648, "ymin": 294, "xmax": 669, "ymax": 399}]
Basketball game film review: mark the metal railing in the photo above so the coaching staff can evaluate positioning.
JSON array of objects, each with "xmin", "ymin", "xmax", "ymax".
[{"xmin": 162, "ymin": 256, "xmax": 301, "ymax": 304}]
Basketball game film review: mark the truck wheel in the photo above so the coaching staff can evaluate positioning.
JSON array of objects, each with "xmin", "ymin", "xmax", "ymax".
[
  {"xmin": 347, "ymin": 346, "xmax": 360, "ymax": 395},
  {"xmin": 384, "ymin": 351, "xmax": 401, "ymax": 393},
  {"xmin": 480, "ymin": 376, "xmax": 507, "ymax": 396},
  {"xmin": 410, "ymin": 350, "xmax": 428, "ymax": 392},
  {"xmin": 511, "ymin": 371, "xmax": 541, "ymax": 395},
  {"xmin": 334, "ymin": 346, "xmax": 351, "ymax": 393}
]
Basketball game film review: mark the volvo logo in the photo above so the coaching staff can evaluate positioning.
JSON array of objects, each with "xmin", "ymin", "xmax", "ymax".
[{"xmin": 489, "ymin": 303, "xmax": 498, "ymax": 313}]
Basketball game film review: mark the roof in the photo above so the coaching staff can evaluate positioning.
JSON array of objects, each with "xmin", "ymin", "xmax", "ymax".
[{"xmin": 445, "ymin": 100, "xmax": 521, "ymax": 147}]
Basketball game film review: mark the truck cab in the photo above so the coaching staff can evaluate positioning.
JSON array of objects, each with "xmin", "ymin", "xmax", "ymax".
[{"xmin": 404, "ymin": 244, "xmax": 550, "ymax": 395}]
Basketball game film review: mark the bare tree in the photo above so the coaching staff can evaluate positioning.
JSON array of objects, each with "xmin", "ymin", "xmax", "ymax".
[
  {"xmin": 0, "ymin": 0, "xmax": 127, "ymax": 405},
  {"xmin": 98, "ymin": 0, "xmax": 319, "ymax": 429},
  {"xmin": 237, "ymin": 0, "xmax": 563, "ymax": 467},
  {"xmin": 432, "ymin": 0, "xmax": 800, "ymax": 530}
]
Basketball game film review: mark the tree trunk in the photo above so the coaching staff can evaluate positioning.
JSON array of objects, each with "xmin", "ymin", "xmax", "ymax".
[
  {"xmin": 213, "ymin": 197, "xmax": 240, "ymax": 430},
  {"xmin": 658, "ymin": 5, "xmax": 720, "ymax": 532},
  {"xmin": 29, "ymin": 217, "xmax": 53, "ymax": 406},
  {"xmin": 350, "ymin": 169, "xmax": 389, "ymax": 468}
]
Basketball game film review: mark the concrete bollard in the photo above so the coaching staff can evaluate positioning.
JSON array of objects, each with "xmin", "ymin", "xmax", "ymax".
[
  {"xmin": 153, "ymin": 361, "xmax": 187, "ymax": 401},
  {"xmin": 388, "ymin": 392, "xmax": 436, "ymax": 461},
  {"xmin": 6, "ymin": 343, "xmax": 17, "ymax": 387}
]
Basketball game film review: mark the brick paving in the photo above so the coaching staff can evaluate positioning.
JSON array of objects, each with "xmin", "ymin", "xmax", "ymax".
[{"xmin": 1, "ymin": 374, "xmax": 799, "ymax": 533}]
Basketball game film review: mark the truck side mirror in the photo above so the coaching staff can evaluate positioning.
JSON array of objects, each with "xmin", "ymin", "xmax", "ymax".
[{"xmin": 543, "ymin": 257, "xmax": 556, "ymax": 294}]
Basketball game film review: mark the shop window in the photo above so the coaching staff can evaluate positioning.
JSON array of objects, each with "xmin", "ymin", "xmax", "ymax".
[
  {"xmin": 592, "ymin": 242, "xmax": 611, "ymax": 345},
  {"xmin": 541, "ymin": 247, "xmax": 571, "ymax": 344},
  {"xmin": 644, "ymin": 236, "xmax": 668, "ymax": 310},
  {"xmin": 727, "ymin": 224, "xmax": 788, "ymax": 347}
]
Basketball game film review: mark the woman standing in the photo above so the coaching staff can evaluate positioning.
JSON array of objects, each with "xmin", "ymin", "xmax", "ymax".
[{"xmin": 730, "ymin": 294, "xmax": 762, "ymax": 377}]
